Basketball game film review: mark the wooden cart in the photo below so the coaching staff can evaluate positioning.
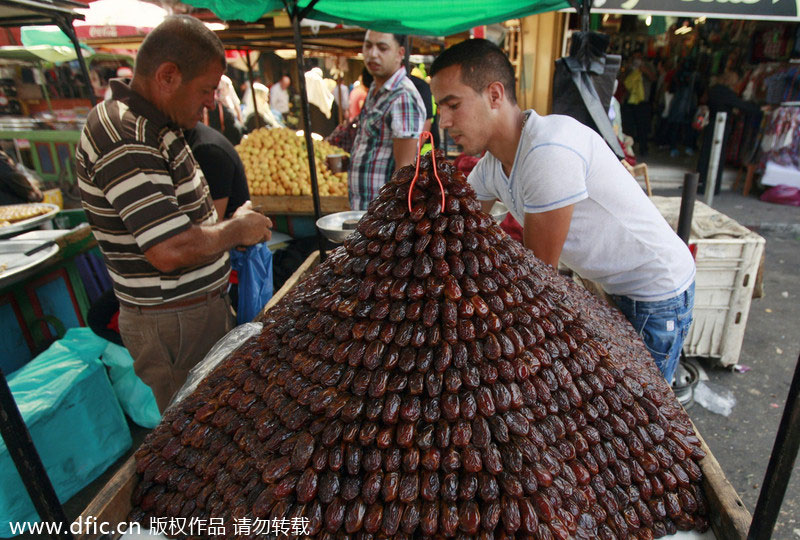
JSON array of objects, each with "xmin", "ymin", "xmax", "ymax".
[{"xmin": 78, "ymin": 252, "xmax": 754, "ymax": 540}]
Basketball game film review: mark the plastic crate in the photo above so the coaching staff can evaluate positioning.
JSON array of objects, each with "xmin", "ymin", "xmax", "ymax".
[{"xmin": 651, "ymin": 197, "xmax": 765, "ymax": 366}]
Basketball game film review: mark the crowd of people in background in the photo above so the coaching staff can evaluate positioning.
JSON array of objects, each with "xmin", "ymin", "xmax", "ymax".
[
  {"xmin": 77, "ymin": 19, "xmax": 717, "ymax": 408},
  {"xmin": 612, "ymin": 47, "xmax": 760, "ymax": 191},
  {"xmin": 164, "ymin": 44, "xmax": 758, "ymax": 200},
  {"xmin": 129, "ymin": 58, "xmax": 428, "ymax": 151}
]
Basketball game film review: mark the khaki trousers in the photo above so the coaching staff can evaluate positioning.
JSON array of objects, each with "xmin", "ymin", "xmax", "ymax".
[{"xmin": 118, "ymin": 292, "xmax": 234, "ymax": 413}]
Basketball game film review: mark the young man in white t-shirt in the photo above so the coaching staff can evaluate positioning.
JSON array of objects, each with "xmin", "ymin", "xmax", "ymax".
[{"xmin": 430, "ymin": 39, "xmax": 696, "ymax": 385}]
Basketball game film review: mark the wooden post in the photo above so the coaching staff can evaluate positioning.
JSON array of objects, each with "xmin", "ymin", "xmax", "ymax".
[
  {"xmin": 678, "ymin": 172, "xmax": 699, "ymax": 245},
  {"xmin": 54, "ymin": 15, "xmax": 95, "ymax": 107},
  {"xmin": 245, "ymin": 51, "xmax": 264, "ymax": 129},
  {"xmin": 518, "ymin": 11, "xmax": 566, "ymax": 114},
  {"xmin": 336, "ymin": 56, "xmax": 344, "ymax": 125}
]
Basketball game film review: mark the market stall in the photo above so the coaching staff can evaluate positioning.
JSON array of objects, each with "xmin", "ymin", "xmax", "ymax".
[
  {"xmin": 580, "ymin": 0, "xmax": 799, "ymax": 198},
  {"xmin": 199, "ymin": 20, "xmax": 447, "ymax": 241},
  {"xmin": 140, "ymin": 2, "xmax": 800, "ymax": 537},
  {"xmin": 77, "ymin": 159, "xmax": 755, "ymax": 540},
  {"xmin": 0, "ymin": 37, "xmax": 129, "ymax": 190},
  {"xmin": 0, "ymin": 4, "xmax": 114, "ymax": 539},
  {"xmin": 0, "ymin": 2, "xmax": 791, "ymax": 539}
]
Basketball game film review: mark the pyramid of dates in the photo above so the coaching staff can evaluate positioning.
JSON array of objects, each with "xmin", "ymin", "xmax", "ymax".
[{"xmin": 130, "ymin": 151, "xmax": 710, "ymax": 539}]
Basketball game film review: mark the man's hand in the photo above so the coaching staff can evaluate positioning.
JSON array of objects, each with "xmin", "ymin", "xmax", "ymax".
[
  {"xmin": 144, "ymin": 201, "xmax": 272, "ymax": 273},
  {"xmin": 523, "ymin": 205, "xmax": 574, "ymax": 268},
  {"xmin": 232, "ymin": 201, "xmax": 273, "ymax": 245}
]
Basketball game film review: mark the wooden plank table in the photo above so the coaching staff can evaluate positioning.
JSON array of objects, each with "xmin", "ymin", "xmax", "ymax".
[
  {"xmin": 251, "ymin": 195, "xmax": 349, "ymax": 216},
  {"xmin": 78, "ymin": 251, "xmax": 754, "ymax": 539}
]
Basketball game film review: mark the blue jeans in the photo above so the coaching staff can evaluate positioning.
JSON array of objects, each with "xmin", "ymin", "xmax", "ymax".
[{"xmin": 611, "ymin": 283, "xmax": 695, "ymax": 385}]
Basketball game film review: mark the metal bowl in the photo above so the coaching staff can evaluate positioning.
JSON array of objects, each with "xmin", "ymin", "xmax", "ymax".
[
  {"xmin": 0, "ymin": 239, "xmax": 59, "ymax": 288},
  {"xmin": 316, "ymin": 210, "xmax": 366, "ymax": 243},
  {"xmin": 0, "ymin": 203, "xmax": 60, "ymax": 239},
  {"xmin": 491, "ymin": 201, "xmax": 509, "ymax": 223}
]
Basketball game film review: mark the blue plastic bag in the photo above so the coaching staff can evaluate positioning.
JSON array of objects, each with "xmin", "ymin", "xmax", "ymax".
[
  {"xmin": 230, "ymin": 243, "xmax": 274, "ymax": 324},
  {"xmin": 0, "ymin": 328, "xmax": 131, "ymax": 536},
  {"xmin": 101, "ymin": 341, "xmax": 161, "ymax": 429}
]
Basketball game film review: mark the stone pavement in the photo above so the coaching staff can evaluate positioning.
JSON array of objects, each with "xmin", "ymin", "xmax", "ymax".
[{"xmin": 651, "ymin": 179, "xmax": 800, "ymax": 539}]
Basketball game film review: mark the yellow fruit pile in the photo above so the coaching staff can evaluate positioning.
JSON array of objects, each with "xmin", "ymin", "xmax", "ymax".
[
  {"xmin": 236, "ymin": 128, "xmax": 349, "ymax": 197},
  {"xmin": 0, "ymin": 203, "xmax": 52, "ymax": 226}
]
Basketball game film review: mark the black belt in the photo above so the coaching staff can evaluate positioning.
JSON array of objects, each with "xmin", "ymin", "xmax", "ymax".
[{"xmin": 119, "ymin": 286, "xmax": 226, "ymax": 312}]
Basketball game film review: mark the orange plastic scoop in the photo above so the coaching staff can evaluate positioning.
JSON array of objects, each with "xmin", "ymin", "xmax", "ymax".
[{"xmin": 407, "ymin": 130, "xmax": 445, "ymax": 213}]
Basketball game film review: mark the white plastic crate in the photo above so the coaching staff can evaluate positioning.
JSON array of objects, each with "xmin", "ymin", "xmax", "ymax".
[{"xmin": 651, "ymin": 197, "xmax": 765, "ymax": 366}]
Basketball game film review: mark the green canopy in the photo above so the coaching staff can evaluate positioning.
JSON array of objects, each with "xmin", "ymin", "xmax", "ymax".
[
  {"xmin": 184, "ymin": 0, "xmax": 572, "ymax": 36},
  {"xmin": 21, "ymin": 26, "xmax": 94, "ymax": 51},
  {"xmin": 0, "ymin": 45, "xmax": 84, "ymax": 64}
]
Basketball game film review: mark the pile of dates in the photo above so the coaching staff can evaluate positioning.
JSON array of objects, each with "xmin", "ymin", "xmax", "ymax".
[{"xmin": 130, "ymin": 151, "xmax": 709, "ymax": 539}]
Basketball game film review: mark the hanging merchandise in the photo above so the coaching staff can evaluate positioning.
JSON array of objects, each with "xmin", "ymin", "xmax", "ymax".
[
  {"xmin": 760, "ymin": 105, "xmax": 800, "ymax": 189},
  {"xmin": 760, "ymin": 105, "xmax": 800, "ymax": 170},
  {"xmin": 761, "ymin": 107, "xmax": 800, "ymax": 163},
  {"xmin": 764, "ymin": 66, "xmax": 800, "ymax": 104}
]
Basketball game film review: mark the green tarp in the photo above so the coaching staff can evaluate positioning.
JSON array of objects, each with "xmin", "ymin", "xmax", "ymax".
[
  {"xmin": 184, "ymin": 0, "xmax": 572, "ymax": 36},
  {"xmin": 21, "ymin": 25, "xmax": 94, "ymax": 51},
  {"xmin": 0, "ymin": 45, "xmax": 82, "ymax": 63},
  {"xmin": 0, "ymin": 46, "xmax": 131, "ymax": 66}
]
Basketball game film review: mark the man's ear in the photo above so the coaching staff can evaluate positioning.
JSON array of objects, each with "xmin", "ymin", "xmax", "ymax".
[
  {"xmin": 486, "ymin": 81, "xmax": 506, "ymax": 109},
  {"xmin": 153, "ymin": 62, "xmax": 182, "ymax": 93}
]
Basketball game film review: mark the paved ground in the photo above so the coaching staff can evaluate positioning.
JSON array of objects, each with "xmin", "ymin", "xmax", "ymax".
[
  {"xmin": 644, "ymin": 145, "xmax": 800, "ymax": 538},
  {"xmin": 653, "ymin": 186, "xmax": 800, "ymax": 540},
  {"xmin": 10, "ymin": 154, "xmax": 799, "ymax": 539}
]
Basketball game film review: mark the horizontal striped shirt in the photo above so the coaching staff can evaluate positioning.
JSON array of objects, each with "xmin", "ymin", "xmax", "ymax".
[
  {"xmin": 76, "ymin": 80, "xmax": 229, "ymax": 306},
  {"xmin": 348, "ymin": 67, "xmax": 425, "ymax": 210}
]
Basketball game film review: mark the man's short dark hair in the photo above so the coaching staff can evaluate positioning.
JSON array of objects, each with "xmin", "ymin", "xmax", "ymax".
[
  {"xmin": 392, "ymin": 34, "xmax": 407, "ymax": 49},
  {"xmin": 431, "ymin": 38, "xmax": 516, "ymax": 105},
  {"xmin": 135, "ymin": 15, "xmax": 225, "ymax": 82}
]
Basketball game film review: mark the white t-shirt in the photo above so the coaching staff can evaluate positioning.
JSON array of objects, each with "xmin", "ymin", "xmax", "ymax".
[
  {"xmin": 270, "ymin": 83, "xmax": 290, "ymax": 114},
  {"xmin": 468, "ymin": 109, "xmax": 695, "ymax": 301}
]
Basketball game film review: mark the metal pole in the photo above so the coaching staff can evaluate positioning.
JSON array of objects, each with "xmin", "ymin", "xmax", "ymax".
[
  {"xmin": 580, "ymin": 0, "xmax": 593, "ymax": 33},
  {"xmin": 37, "ymin": 61, "xmax": 54, "ymax": 114},
  {"xmin": 704, "ymin": 111, "xmax": 727, "ymax": 207},
  {"xmin": 54, "ymin": 16, "xmax": 95, "ymax": 107},
  {"xmin": 748, "ymin": 352, "xmax": 800, "ymax": 540},
  {"xmin": 404, "ymin": 36, "xmax": 411, "ymax": 74},
  {"xmin": 288, "ymin": 3, "xmax": 326, "ymax": 260},
  {"xmin": 244, "ymin": 51, "xmax": 264, "ymax": 129},
  {"xmin": 677, "ymin": 172, "xmax": 698, "ymax": 245},
  {"xmin": 0, "ymin": 370, "xmax": 74, "ymax": 540},
  {"xmin": 335, "ymin": 56, "xmax": 344, "ymax": 125}
]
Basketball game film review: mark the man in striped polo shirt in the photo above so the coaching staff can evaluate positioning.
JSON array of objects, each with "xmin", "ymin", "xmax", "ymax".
[{"xmin": 77, "ymin": 15, "xmax": 273, "ymax": 412}]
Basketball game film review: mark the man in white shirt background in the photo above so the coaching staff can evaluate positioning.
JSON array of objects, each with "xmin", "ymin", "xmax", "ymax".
[
  {"xmin": 430, "ymin": 38, "xmax": 696, "ymax": 386},
  {"xmin": 270, "ymin": 74, "xmax": 291, "ymax": 124}
]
